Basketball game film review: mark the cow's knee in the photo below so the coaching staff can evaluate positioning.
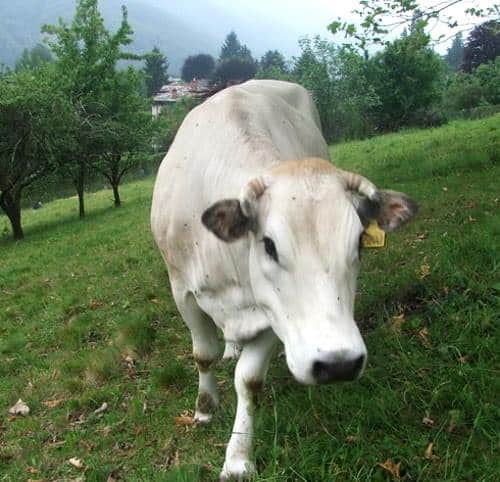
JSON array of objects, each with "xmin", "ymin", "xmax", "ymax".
[
  {"xmin": 223, "ymin": 341, "xmax": 242, "ymax": 360},
  {"xmin": 193, "ymin": 355, "xmax": 219, "ymax": 423}
]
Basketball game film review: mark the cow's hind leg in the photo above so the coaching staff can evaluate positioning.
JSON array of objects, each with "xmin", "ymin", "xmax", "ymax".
[
  {"xmin": 174, "ymin": 290, "xmax": 220, "ymax": 423},
  {"xmin": 220, "ymin": 329, "xmax": 279, "ymax": 481}
]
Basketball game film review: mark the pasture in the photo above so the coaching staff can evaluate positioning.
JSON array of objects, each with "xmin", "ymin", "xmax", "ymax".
[{"xmin": 1, "ymin": 115, "xmax": 499, "ymax": 481}]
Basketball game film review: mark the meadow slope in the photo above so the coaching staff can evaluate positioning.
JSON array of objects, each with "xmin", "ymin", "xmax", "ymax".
[{"xmin": 1, "ymin": 115, "xmax": 499, "ymax": 481}]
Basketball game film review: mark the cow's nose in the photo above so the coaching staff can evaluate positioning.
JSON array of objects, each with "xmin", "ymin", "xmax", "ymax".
[{"xmin": 312, "ymin": 353, "xmax": 365, "ymax": 383}]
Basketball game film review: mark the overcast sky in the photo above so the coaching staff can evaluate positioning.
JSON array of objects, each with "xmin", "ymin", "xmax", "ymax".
[{"xmin": 203, "ymin": 0, "xmax": 493, "ymax": 54}]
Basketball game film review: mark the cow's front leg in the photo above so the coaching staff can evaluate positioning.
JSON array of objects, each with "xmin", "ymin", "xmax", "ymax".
[
  {"xmin": 222, "ymin": 341, "xmax": 242, "ymax": 360},
  {"xmin": 220, "ymin": 329, "xmax": 279, "ymax": 481}
]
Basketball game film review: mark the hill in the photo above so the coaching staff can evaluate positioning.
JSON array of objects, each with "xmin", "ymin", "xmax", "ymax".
[
  {"xmin": 1, "ymin": 115, "xmax": 499, "ymax": 480},
  {"xmin": 0, "ymin": 0, "xmax": 306, "ymax": 74},
  {"xmin": 0, "ymin": 0, "xmax": 221, "ymax": 74}
]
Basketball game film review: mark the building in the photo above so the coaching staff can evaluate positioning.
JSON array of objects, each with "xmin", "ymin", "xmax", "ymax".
[{"xmin": 152, "ymin": 78, "xmax": 211, "ymax": 117}]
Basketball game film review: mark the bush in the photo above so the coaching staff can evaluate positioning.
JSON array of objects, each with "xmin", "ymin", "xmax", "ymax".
[
  {"xmin": 444, "ymin": 58, "xmax": 500, "ymax": 113},
  {"xmin": 367, "ymin": 31, "xmax": 446, "ymax": 131}
]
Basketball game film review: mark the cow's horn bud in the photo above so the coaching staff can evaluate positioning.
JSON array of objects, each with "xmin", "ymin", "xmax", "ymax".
[
  {"xmin": 337, "ymin": 169, "xmax": 379, "ymax": 201},
  {"xmin": 239, "ymin": 176, "xmax": 269, "ymax": 218}
]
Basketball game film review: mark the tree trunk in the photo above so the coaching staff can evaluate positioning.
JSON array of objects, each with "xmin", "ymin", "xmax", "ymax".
[
  {"xmin": 0, "ymin": 189, "xmax": 24, "ymax": 240},
  {"xmin": 111, "ymin": 156, "xmax": 121, "ymax": 207},
  {"xmin": 74, "ymin": 163, "xmax": 86, "ymax": 218},
  {"xmin": 112, "ymin": 183, "xmax": 121, "ymax": 207}
]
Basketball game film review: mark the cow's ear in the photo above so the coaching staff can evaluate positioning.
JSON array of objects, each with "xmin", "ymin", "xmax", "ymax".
[
  {"xmin": 202, "ymin": 199, "xmax": 252, "ymax": 242},
  {"xmin": 357, "ymin": 190, "xmax": 418, "ymax": 232}
]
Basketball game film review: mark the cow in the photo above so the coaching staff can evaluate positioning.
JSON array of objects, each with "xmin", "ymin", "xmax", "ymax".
[{"xmin": 151, "ymin": 80, "xmax": 417, "ymax": 480}]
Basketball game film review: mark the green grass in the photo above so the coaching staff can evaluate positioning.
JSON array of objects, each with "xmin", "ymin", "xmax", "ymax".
[{"xmin": 1, "ymin": 115, "xmax": 499, "ymax": 481}]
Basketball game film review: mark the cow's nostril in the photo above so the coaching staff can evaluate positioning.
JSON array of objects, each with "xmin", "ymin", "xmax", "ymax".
[
  {"xmin": 312, "ymin": 360, "xmax": 332, "ymax": 384},
  {"xmin": 312, "ymin": 354, "xmax": 365, "ymax": 384}
]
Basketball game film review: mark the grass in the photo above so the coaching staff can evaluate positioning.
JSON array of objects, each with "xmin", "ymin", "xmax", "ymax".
[{"xmin": 1, "ymin": 114, "xmax": 499, "ymax": 481}]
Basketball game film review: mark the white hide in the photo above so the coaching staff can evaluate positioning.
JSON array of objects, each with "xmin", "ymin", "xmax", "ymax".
[
  {"xmin": 151, "ymin": 80, "xmax": 371, "ymax": 480},
  {"xmin": 151, "ymin": 80, "xmax": 330, "ymax": 344}
]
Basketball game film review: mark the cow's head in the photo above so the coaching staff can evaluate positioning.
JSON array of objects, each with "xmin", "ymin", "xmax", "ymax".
[{"xmin": 202, "ymin": 158, "xmax": 417, "ymax": 385}]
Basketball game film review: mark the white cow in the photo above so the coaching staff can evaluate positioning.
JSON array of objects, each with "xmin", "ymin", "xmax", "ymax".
[{"xmin": 151, "ymin": 80, "xmax": 417, "ymax": 480}]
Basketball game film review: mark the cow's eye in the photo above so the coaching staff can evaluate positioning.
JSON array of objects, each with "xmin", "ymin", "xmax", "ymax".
[{"xmin": 263, "ymin": 236, "xmax": 279, "ymax": 263}]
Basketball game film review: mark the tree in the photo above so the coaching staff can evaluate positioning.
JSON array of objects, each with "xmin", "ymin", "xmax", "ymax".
[
  {"xmin": 212, "ymin": 58, "xmax": 257, "ymax": 84},
  {"xmin": 219, "ymin": 31, "xmax": 254, "ymax": 63},
  {"xmin": 259, "ymin": 50, "xmax": 288, "ymax": 73},
  {"xmin": 328, "ymin": 1, "xmax": 500, "ymax": 49},
  {"xmin": 367, "ymin": 30, "xmax": 445, "ymax": 130},
  {"xmin": 181, "ymin": 54, "xmax": 215, "ymax": 82},
  {"xmin": 462, "ymin": 20, "xmax": 500, "ymax": 73},
  {"xmin": 0, "ymin": 67, "xmax": 73, "ymax": 240},
  {"xmin": 90, "ymin": 68, "xmax": 152, "ymax": 207},
  {"xmin": 15, "ymin": 44, "xmax": 53, "ymax": 71},
  {"xmin": 220, "ymin": 31, "xmax": 243, "ymax": 61},
  {"xmin": 292, "ymin": 37, "xmax": 379, "ymax": 141},
  {"xmin": 445, "ymin": 32, "xmax": 464, "ymax": 71},
  {"xmin": 42, "ymin": 0, "xmax": 136, "ymax": 218},
  {"xmin": 144, "ymin": 46, "xmax": 169, "ymax": 96}
]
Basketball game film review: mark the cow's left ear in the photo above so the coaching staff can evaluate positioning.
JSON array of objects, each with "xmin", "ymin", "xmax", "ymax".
[
  {"xmin": 201, "ymin": 199, "xmax": 252, "ymax": 242},
  {"xmin": 357, "ymin": 189, "xmax": 418, "ymax": 232}
]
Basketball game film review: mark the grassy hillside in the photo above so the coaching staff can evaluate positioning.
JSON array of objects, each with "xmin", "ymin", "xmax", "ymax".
[{"xmin": 1, "ymin": 115, "xmax": 499, "ymax": 481}]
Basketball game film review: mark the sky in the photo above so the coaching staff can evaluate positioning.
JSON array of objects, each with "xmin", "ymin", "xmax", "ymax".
[{"xmin": 200, "ymin": 0, "xmax": 494, "ymax": 54}]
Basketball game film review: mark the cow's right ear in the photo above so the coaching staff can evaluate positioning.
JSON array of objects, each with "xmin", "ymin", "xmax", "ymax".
[{"xmin": 201, "ymin": 199, "xmax": 252, "ymax": 242}]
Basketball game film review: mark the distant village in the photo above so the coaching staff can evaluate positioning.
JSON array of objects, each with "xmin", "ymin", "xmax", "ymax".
[{"xmin": 151, "ymin": 77, "xmax": 211, "ymax": 116}]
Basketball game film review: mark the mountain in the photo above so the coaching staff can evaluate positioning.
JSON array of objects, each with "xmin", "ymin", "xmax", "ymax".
[
  {"xmin": 0, "ymin": 0, "xmax": 309, "ymax": 74},
  {"xmin": 0, "ymin": 0, "xmax": 221, "ymax": 74}
]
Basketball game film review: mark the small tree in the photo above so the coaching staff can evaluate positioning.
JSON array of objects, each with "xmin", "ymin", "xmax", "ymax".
[
  {"xmin": 462, "ymin": 20, "xmax": 500, "ymax": 73},
  {"xmin": 90, "ymin": 68, "xmax": 152, "ymax": 207},
  {"xmin": 445, "ymin": 32, "xmax": 464, "ymax": 71},
  {"xmin": 144, "ymin": 46, "xmax": 169, "ymax": 96},
  {"xmin": 181, "ymin": 54, "xmax": 215, "ymax": 82},
  {"xmin": 0, "ymin": 67, "xmax": 72, "ymax": 240},
  {"xmin": 42, "ymin": 0, "xmax": 136, "ymax": 218}
]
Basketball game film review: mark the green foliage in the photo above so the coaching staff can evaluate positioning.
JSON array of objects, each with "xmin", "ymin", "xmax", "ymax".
[
  {"xmin": 42, "ymin": 0, "xmax": 138, "ymax": 218},
  {"xmin": 143, "ymin": 46, "xmax": 169, "ymax": 97},
  {"xmin": 181, "ymin": 53, "xmax": 215, "ymax": 82},
  {"xmin": 292, "ymin": 37, "xmax": 379, "ymax": 141},
  {"xmin": 367, "ymin": 31, "xmax": 446, "ymax": 131},
  {"xmin": 14, "ymin": 43, "xmax": 52, "ymax": 71},
  {"xmin": 213, "ymin": 57, "xmax": 257, "ymax": 84},
  {"xmin": 152, "ymin": 98, "xmax": 198, "ymax": 154},
  {"xmin": 89, "ymin": 68, "xmax": 153, "ymax": 206},
  {"xmin": 259, "ymin": 50, "xmax": 288, "ymax": 72},
  {"xmin": 445, "ymin": 32, "xmax": 464, "ymax": 71},
  {"xmin": 462, "ymin": 20, "xmax": 500, "ymax": 73},
  {"xmin": 444, "ymin": 57, "xmax": 500, "ymax": 112},
  {"xmin": 256, "ymin": 50, "xmax": 290, "ymax": 80},
  {"xmin": 0, "ymin": 65, "xmax": 73, "ymax": 239},
  {"xmin": 328, "ymin": 0, "xmax": 500, "ymax": 49},
  {"xmin": 219, "ymin": 31, "xmax": 254, "ymax": 63}
]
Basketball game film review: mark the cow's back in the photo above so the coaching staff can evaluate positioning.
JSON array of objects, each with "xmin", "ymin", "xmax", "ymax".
[{"xmin": 151, "ymin": 80, "xmax": 329, "ymax": 340}]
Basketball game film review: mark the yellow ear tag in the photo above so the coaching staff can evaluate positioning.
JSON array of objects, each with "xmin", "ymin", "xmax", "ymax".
[{"xmin": 361, "ymin": 221, "xmax": 386, "ymax": 248}]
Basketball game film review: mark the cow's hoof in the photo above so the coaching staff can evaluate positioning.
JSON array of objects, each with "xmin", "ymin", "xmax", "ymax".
[
  {"xmin": 194, "ymin": 411, "xmax": 213, "ymax": 424},
  {"xmin": 222, "ymin": 341, "xmax": 242, "ymax": 360},
  {"xmin": 219, "ymin": 459, "xmax": 255, "ymax": 481}
]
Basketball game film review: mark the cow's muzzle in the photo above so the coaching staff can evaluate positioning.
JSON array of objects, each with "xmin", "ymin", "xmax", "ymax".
[{"xmin": 312, "ymin": 351, "xmax": 365, "ymax": 383}]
